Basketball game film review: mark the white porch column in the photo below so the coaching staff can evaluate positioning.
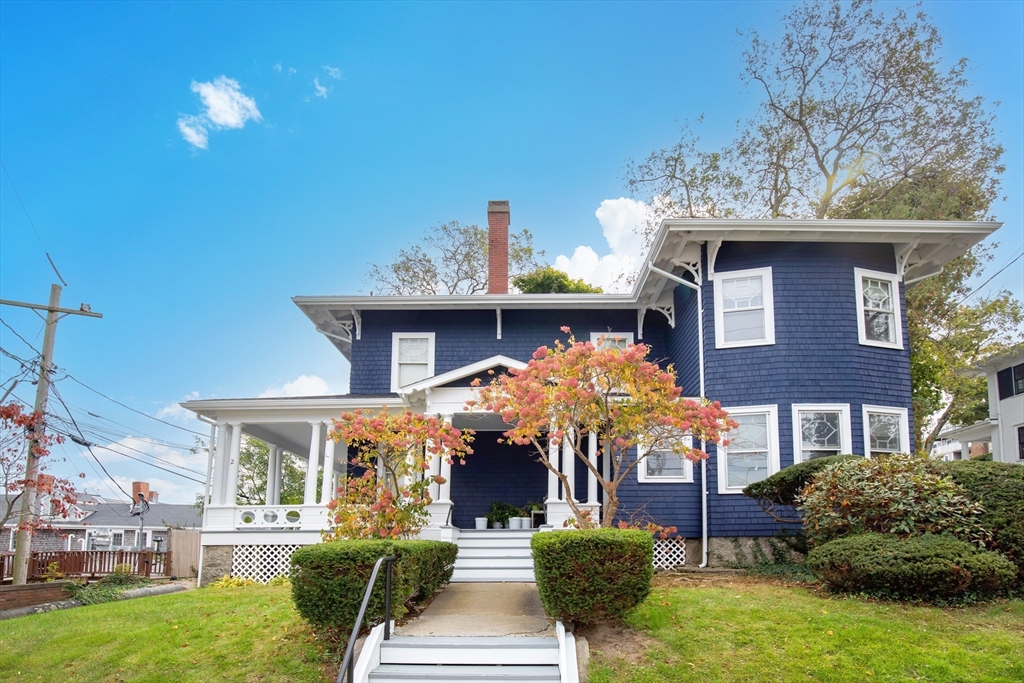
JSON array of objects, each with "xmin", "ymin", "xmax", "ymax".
[
  {"xmin": 547, "ymin": 431, "xmax": 560, "ymax": 501},
  {"xmin": 959, "ymin": 441, "xmax": 970, "ymax": 461},
  {"xmin": 320, "ymin": 435, "xmax": 336, "ymax": 504},
  {"xmin": 427, "ymin": 442, "xmax": 441, "ymax": 501},
  {"xmin": 226, "ymin": 422, "xmax": 243, "ymax": 507},
  {"xmin": 212, "ymin": 422, "xmax": 228, "ymax": 504},
  {"xmin": 304, "ymin": 422, "xmax": 322, "ymax": 505},
  {"xmin": 587, "ymin": 432, "xmax": 598, "ymax": 504},
  {"xmin": 437, "ymin": 415, "xmax": 453, "ymax": 503},
  {"xmin": 271, "ymin": 447, "xmax": 283, "ymax": 504},
  {"xmin": 265, "ymin": 443, "xmax": 277, "ymax": 505},
  {"xmin": 561, "ymin": 429, "xmax": 576, "ymax": 502}
]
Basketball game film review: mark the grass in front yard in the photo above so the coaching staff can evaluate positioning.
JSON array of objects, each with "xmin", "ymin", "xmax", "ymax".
[
  {"xmin": 588, "ymin": 574, "xmax": 1024, "ymax": 683},
  {"xmin": 0, "ymin": 585, "xmax": 331, "ymax": 683}
]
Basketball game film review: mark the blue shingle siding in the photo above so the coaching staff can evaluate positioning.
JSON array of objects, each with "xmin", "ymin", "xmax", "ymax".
[
  {"xmin": 702, "ymin": 241, "xmax": 913, "ymax": 537},
  {"xmin": 450, "ymin": 434, "xmax": 548, "ymax": 529},
  {"xmin": 668, "ymin": 284, "xmax": 701, "ymax": 396},
  {"xmin": 350, "ymin": 308, "xmax": 670, "ymax": 394}
]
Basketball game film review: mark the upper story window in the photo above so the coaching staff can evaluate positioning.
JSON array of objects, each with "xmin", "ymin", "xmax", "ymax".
[
  {"xmin": 713, "ymin": 267, "xmax": 775, "ymax": 349},
  {"xmin": 391, "ymin": 333, "xmax": 435, "ymax": 391},
  {"xmin": 639, "ymin": 436, "xmax": 694, "ymax": 483},
  {"xmin": 855, "ymin": 268, "xmax": 903, "ymax": 350},
  {"xmin": 791, "ymin": 404, "xmax": 853, "ymax": 463},
  {"xmin": 591, "ymin": 332, "xmax": 634, "ymax": 350},
  {"xmin": 995, "ymin": 362, "xmax": 1024, "ymax": 400},
  {"xmin": 862, "ymin": 405, "xmax": 910, "ymax": 457},
  {"xmin": 717, "ymin": 405, "xmax": 780, "ymax": 494}
]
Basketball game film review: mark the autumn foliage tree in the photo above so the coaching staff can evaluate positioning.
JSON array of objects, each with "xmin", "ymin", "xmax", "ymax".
[
  {"xmin": 324, "ymin": 409, "xmax": 474, "ymax": 539},
  {"xmin": 473, "ymin": 330, "xmax": 733, "ymax": 528},
  {"xmin": 1, "ymin": 402, "xmax": 81, "ymax": 533}
]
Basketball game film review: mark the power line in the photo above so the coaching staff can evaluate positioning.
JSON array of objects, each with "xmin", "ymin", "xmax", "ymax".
[
  {"xmin": 955, "ymin": 247, "xmax": 1024, "ymax": 307},
  {"xmin": 0, "ymin": 317, "xmax": 43, "ymax": 357},
  {"xmin": 61, "ymin": 373, "xmax": 207, "ymax": 437}
]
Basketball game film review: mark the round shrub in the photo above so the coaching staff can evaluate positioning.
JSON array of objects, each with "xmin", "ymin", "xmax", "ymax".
[
  {"xmin": 531, "ymin": 528, "xmax": 653, "ymax": 627},
  {"xmin": 806, "ymin": 533, "xmax": 1017, "ymax": 601},
  {"xmin": 743, "ymin": 454, "xmax": 858, "ymax": 521},
  {"xmin": 933, "ymin": 460, "xmax": 1024, "ymax": 578},
  {"xmin": 290, "ymin": 539, "xmax": 457, "ymax": 641},
  {"xmin": 799, "ymin": 453, "xmax": 987, "ymax": 546}
]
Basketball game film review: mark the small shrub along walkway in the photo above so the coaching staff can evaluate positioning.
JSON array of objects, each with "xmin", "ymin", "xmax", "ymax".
[
  {"xmin": 587, "ymin": 573, "xmax": 1024, "ymax": 683},
  {"xmin": 0, "ymin": 584, "xmax": 328, "ymax": 683}
]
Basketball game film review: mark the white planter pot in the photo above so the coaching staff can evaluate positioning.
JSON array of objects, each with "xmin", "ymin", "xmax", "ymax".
[
  {"xmin": 509, "ymin": 518, "xmax": 523, "ymax": 530},
  {"xmin": 475, "ymin": 517, "xmax": 488, "ymax": 530},
  {"xmin": 516, "ymin": 516, "xmax": 531, "ymax": 529},
  {"xmin": 493, "ymin": 522, "xmax": 503, "ymax": 529}
]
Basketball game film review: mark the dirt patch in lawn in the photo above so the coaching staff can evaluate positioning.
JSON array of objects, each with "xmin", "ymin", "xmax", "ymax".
[
  {"xmin": 581, "ymin": 622, "xmax": 659, "ymax": 666},
  {"xmin": 655, "ymin": 569, "xmax": 814, "ymax": 590}
]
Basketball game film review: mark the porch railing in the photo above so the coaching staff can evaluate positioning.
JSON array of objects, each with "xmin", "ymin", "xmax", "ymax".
[{"xmin": 1, "ymin": 550, "xmax": 172, "ymax": 580}]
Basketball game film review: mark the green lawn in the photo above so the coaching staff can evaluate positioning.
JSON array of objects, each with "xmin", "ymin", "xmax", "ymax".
[
  {"xmin": 0, "ymin": 585, "xmax": 331, "ymax": 683},
  {"xmin": 588, "ymin": 576, "xmax": 1024, "ymax": 683}
]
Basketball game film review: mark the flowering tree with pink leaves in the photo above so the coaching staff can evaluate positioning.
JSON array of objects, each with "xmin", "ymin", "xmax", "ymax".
[
  {"xmin": 1, "ymin": 403, "xmax": 82, "ymax": 533},
  {"xmin": 472, "ymin": 329, "xmax": 734, "ymax": 528},
  {"xmin": 324, "ymin": 408, "xmax": 474, "ymax": 539}
]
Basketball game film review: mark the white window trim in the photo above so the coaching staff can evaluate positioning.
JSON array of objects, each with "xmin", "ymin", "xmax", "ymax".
[
  {"xmin": 638, "ymin": 436, "xmax": 694, "ymax": 483},
  {"xmin": 791, "ymin": 403, "xmax": 853, "ymax": 464},
  {"xmin": 854, "ymin": 267, "xmax": 903, "ymax": 350},
  {"xmin": 861, "ymin": 404, "xmax": 911, "ymax": 457},
  {"xmin": 590, "ymin": 332, "xmax": 635, "ymax": 349},
  {"xmin": 717, "ymin": 404, "xmax": 780, "ymax": 494},
  {"xmin": 391, "ymin": 332, "xmax": 436, "ymax": 392},
  {"xmin": 713, "ymin": 266, "xmax": 775, "ymax": 349}
]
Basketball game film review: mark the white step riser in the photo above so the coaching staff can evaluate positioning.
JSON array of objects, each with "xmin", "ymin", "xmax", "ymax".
[
  {"xmin": 457, "ymin": 531, "xmax": 536, "ymax": 540},
  {"xmin": 380, "ymin": 648, "xmax": 559, "ymax": 666},
  {"xmin": 455, "ymin": 557, "xmax": 535, "ymax": 569},
  {"xmin": 369, "ymin": 667, "xmax": 559, "ymax": 682},
  {"xmin": 456, "ymin": 547, "xmax": 532, "ymax": 559},
  {"xmin": 449, "ymin": 570, "xmax": 536, "ymax": 582}
]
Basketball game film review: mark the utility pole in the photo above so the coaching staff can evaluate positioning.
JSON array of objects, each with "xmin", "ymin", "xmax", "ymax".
[{"xmin": 1, "ymin": 285, "xmax": 102, "ymax": 584}]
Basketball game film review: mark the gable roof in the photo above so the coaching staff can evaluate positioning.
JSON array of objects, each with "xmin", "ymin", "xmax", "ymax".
[
  {"xmin": 295, "ymin": 218, "xmax": 999, "ymax": 360},
  {"xmin": 397, "ymin": 355, "xmax": 527, "ymax": 399}
]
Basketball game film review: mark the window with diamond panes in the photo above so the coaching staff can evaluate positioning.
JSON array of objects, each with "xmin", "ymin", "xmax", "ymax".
[
  {"xmin": 391, "ymin": 333, "xmax": 434, "ymax": 391},
  {"xmin": 799, "ymin": 411, "xmax": 841, "ymax": 460},
  {"xmin": 724, "ymin": 412, "xmax": 771, "ymax": 490},
  {"xmin": 591, "ymin": 332, "xmax": 633, "ymax": 350},
  {"xmin": 641, "ymin": 436, "xmax": 693, "ymax": 482},
  {"xmin": 722, "ymin": 276, "xmax": 765, "ymax": 343},
  {"xmin": 867, "ymin": 411, "xmax": 903, "ymax": 456},
  {"xmin": 862, "ymin": 277, "xmax": 895, "ymax": 343}
]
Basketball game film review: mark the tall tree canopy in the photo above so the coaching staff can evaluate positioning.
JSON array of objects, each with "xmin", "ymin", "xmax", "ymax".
[
  {"xmin": 368, "ymin": 220, "xmax": 544, "ymax": 295},
  {"xmin": 626, "ymin": 0, "xmax": 1003, "ymax": 235},
  {"xmin": 513, "ymin": 266, "xmax": 603, "ymax": 294}
]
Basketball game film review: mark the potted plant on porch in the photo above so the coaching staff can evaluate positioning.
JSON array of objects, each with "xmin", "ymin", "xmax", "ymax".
[{"xmin": 485, "ymin": 502, "xmax": 521, "ymax": 529}]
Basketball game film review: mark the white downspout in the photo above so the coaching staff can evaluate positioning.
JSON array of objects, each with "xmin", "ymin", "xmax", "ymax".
[{"xmin": 648, "ymin": 262, "xmax": 710, "ymax": 567}]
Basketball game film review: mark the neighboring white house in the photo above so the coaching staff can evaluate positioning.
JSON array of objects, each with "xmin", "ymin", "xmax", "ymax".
[{"xmin": 941, "ymin": 344, "xmax": 1024, "ymax": 463}]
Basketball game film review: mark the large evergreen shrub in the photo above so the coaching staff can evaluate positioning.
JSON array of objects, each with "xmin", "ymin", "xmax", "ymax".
[
  {"xmin": 933, "ymin": 460, "xmax": 1024, "ymax": 578},
  {"xmin": 800, "ymin": 453, "xmax": 987, "ymax": 546},
  {"xmin": 806, "ymin": 533, "xmax": 1017, "ymax": 601},
  {"xmin": 531, "ymin": 529, "xmax": 653, "ymax": 626},
  {"xmin": 742, "ymin": 455, "xmax": 858, "ymax": 521},
  {"xmin": 290, "ymin": 539, "xmax": 457, "ymax": 641}
]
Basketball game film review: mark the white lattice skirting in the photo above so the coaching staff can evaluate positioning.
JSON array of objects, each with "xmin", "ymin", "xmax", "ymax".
[
  {"xmin": 653, "ymin": 538, "xmax": 687, "ymax": 570},
  {"xmin": 231, "ymin": 544, "xmax": 303, "ymax": 583}
]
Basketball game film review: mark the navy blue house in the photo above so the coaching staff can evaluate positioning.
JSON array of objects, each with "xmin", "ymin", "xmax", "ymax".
[{"xmin": 184, "ymin": 202, "xmax": 998, "ymax": 580}]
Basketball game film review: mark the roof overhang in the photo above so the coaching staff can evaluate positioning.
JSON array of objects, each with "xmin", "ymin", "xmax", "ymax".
[
  {"xmin": 398, "ymin": 355, "xmax": 526, "ymax": 405},
  {"xmin": 295, "ymin": 218, "xmax": 1000, "ymax": 360}
]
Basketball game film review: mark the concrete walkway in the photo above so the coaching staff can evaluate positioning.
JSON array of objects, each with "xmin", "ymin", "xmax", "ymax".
[{"xmin": 396, "ymin": 583, "xmax": 552, "ymax": 637}]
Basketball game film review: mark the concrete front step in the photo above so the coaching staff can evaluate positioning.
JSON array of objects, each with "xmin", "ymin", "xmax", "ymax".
[
  {"xmin": 368, "ymin": 664, "xmax": 560, "ymax": 682},
  {"xmin": 380, "ymin": 636, "xmax": 558, "ymax": 666}
]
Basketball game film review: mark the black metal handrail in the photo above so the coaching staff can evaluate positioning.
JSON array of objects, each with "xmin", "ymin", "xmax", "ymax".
[{"xmin": 337, "ymin": 555, "xmax": 396, "ymax": 683}]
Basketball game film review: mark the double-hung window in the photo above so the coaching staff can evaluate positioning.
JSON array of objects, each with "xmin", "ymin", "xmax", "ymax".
[
  {"xmin": 791, "ymin": 404, "xmax": 853, "ymax": 463},
  {"xmin": 855, "ymin": 268, "xmax": 903, "ymax": 349},
  {"xmin": 995, "ymin": 362, "xmax": 1024, "ymax": 400},
  {"xmin": 717, "ymin": 405, "xmax": 780, "ymax": 494},
  {"xmin": 862, "ymin": 405, "xmax": 910, "ymax": 457},
  {"xmin": 591, "ymin": 332, "xmax": 634, "ymax": 350},
  {"xmin": 639, "ymin": 436, "xmax": 694, "ymax": 483},
  {"xmin": 391, "ymin": 333, "xmax": 435, "ymax": 391},
  {"xmin": 713, "ymin": 267, "xmax": 775, "ymax": 348},
  {"xmin": 111, "ymin": 531, "xmax": 124, "ymax": 547}
]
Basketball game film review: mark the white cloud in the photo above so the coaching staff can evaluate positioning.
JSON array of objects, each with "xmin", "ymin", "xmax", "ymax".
[
  {"xmin": 176, "ymin": 115, "xmax": 209, "ymax": 149},
  {"xmin": 313, "ymin": 77, "xmax": 329, "ymax": 99},
  {"xmin": 554, "ymin": 198, "xmax": 651, "ymax": 293},
  {"xmin": 288, "ymin": 67, "xmax": 297, "ymax": 76},
  {"xmin": 323, "ymin": 65, "xmax": 343, "ymax": 80},
  {"xmin": 259, "ymin": 374, "xmax": 333, "ymax": 398},
  {"xmin": 177, "ymin": 76, "xmax": 262, "ymax": 149},
  {"xmin": 155, "ymin": 391, "xmax": 200, "ymax": 422},
  {"xmin": 273, "ymin": 62, "xmax": 282, "ymax": 73}
]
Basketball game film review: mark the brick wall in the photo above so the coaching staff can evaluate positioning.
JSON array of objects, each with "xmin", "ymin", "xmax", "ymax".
[{"xmin": 0, "ymin": 581, "xmax": 72, "ymax": 611}]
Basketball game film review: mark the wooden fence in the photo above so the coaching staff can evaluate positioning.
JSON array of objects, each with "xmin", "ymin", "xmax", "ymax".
[
  {"xmin": 0, "ymin": 550, "xmax": 171, "ymax": 581},
  {"xmin": 167, "ymin": 529, "xmax": 200, "ymax": 578}
]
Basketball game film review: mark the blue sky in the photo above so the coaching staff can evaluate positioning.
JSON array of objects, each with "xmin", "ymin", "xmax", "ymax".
[{"xmin": 1, "ymin": 1, "xmax": 1021, "ymax": 503}]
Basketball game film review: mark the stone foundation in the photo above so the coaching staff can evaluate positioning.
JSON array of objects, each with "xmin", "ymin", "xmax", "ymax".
[
  {"xmin": 199, "ymin": 545, "xmax": 233, "ymax": 587},
  {"xmin": 705, "ymin": 536, "xmax": 802, "ymax": 567}
]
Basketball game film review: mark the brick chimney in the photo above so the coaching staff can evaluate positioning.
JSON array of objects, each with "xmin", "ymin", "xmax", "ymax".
[
  {"xmin": 132, "ymin": 481, "xmax": 150, "ymax": 502},
  {"xmin": 148, "ymin": 491, "xmax": 159, "ymax": 503},
  {"xmin": 487, "ymin": 200, "xmax": 510, "ymax": 295}
]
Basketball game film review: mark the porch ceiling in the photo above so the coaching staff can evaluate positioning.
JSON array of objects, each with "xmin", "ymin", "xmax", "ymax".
[{"xmin": 240, "ymin": 423, "xmax": 316, "ymax": 458}]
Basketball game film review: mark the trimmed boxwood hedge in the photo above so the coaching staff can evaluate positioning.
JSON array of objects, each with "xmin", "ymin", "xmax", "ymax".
[
  {"xmin": 806, "ymin": 533, "xmax": 1017, "ymax": 601},
  {"xmin": 531, "ymin": 529, "xmax": 653, "ymax": 626},
  {"xmin": 290, "ymin": 539, "xmax": 457, "ymax": 641},
  {"xmin": 743, "ymin": 454, "xmax": 859, "ymax": 509},
  {"xmin": 932, "ymin": 460, "xmax": 1024, "ymax": 580}
]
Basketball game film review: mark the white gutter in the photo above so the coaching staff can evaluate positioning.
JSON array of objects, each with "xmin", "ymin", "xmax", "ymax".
[{"xmin": 648, "ymin": 262, "xmax": 710, "ymax": 567}]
